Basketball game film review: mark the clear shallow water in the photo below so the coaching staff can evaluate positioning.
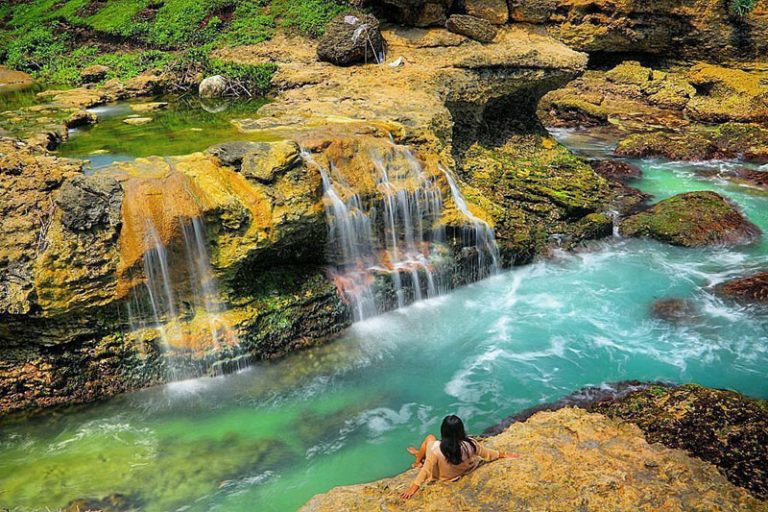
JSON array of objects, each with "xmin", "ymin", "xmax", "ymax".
[
  {"xmin": 2, "ymin": 130, "xmax": 768, "ymax": 511},
  {"xmin": 55, "ymin": 96, "xmax": 272, "ymax": 171}
]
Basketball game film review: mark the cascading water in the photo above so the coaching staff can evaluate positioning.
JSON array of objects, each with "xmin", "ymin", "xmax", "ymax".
[
  {"xmin": 305, "ymin": 141, "xmax": 500, "ymax": 321},
  {"xmin": 441, "ymin": 165, "xmax": 501, "ymax": 281},
  {"xmin": 123, "ymin": 186, "xmax": 235, "ymax": 379}
]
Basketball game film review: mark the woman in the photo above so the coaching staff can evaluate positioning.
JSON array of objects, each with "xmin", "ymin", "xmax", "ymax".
[{"xmin": 400, "ymin": 415, "xmax": 519, "ymax": 500}]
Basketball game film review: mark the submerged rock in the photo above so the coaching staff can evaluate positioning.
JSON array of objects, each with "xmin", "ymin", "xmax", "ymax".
[
  {"xmin": 589, "ymin": 159, "xmax": 642, "ymax": 181},
  {"xmin": 445, "ymin": 14, "xmax": 497, "ymax": 43},
  {"xmin": 714, "ymin": 271, "xmax": 768, "ymax": 305},
  {"xmin": 650, "ymin": 297, "xmax": 699, "ymax": 323},
  {"xmin": 301, "ymin": 408, "xmax": 765, "ymax": 511},
  {"xmin": 619, "ymin": 191, "xmax": 761, "ymax": 247},
  {"xmin": 199, "ymin": 75, "xmax": 228, "ymax": 98},
  {"xmin": 122, "ymin": 117, "xmax": 153, "ymax": 125},
  {"xmin": 593, "ymin": 384, "xmax": 768, "ymax": 500},
  {"xmin": 130, "ymin": 102, "xmax": 169, "ymax": 113},
  {"xmin": 317, "ymin": 13, "xmax": 385, "ymax": 66}
]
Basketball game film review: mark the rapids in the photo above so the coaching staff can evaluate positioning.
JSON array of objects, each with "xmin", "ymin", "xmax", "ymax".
[{"xmin": 1, "ymin": 129, "xmax": 767, "ymax": 511}]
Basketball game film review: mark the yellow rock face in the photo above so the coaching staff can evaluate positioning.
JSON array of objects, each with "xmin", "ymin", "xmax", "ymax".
[{"xmin": 301, "ymin": 408, "xmax": 767, "ymax": 512}]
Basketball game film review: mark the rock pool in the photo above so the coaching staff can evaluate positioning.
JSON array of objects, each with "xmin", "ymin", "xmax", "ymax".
[{"xmin": 1, "ymin": 131, "xmax": 767, "ymax": 511}]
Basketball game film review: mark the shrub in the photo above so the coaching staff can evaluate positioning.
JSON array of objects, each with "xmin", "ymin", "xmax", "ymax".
[
  {"xmin": 5, "ymin": 27, "xmax": 68, "ymax": 72},
  {"xmin": 729, "ymin": 0, "xmax": 757, "ymax": 17}
]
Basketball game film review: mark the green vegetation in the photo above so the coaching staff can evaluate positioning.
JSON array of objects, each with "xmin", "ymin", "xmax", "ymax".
[
  {"xmin": 0, "ymin": 0, "xmax": 347, "ymax": 88},
  {"xmin": 729, "ymin": 0, "xmax": 757, "ymax": 17}
]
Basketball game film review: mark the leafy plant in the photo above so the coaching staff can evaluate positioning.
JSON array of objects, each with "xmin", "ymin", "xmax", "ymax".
[
  {"xmin": 270, "ymin": 0, "xmax": 346, "ymax": 37},
  {"xmin": 5, "ymin": 27, "xmax": 68, "ymax": 72},
  {"xmin": 729, "ymin": 0, "xmax": 757, "ymax": 17}
]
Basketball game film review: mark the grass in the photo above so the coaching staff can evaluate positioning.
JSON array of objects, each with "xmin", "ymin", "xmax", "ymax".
[{"xmin": 0, "ymin": 0, "xmax": 348, "ymax": 91}]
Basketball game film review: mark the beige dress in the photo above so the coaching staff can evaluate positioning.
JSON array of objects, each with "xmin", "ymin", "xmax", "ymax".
[{"xmin": 412, "ymin": 438, "xmax": 500, "ymax": 487}]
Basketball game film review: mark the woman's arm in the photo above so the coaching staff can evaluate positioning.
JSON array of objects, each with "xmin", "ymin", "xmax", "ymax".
[
  {"xmin": 475, "ymin": 440, "xmax": 519, "ymax": 461},
  {"xmin": 401, "ymin": 448, "xmax": 436, "ymax": 500}
]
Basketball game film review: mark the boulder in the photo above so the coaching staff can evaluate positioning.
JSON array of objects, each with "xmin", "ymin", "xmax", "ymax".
[
  {"xmin": 207, "ymin": 141, "xmax": 273, "ymax": 168},
  {"xmin": 317, "ymin": 13, "xmax": 385, "ymax": 66},
  {"xmin": 589, "ymin": 160, "xmax": 642, "ymax": 181},
  {"xmin": 0, "ymin": 65, "xmax": 33, "ymax": 90},
  {"xmin": 240, "ymin": 141, "xmax": 303, "ymax": 183},
  {"xmin": 714, "ymin": 271, "xmax": 768, "ymax": 305},
  {"xmin": 301, "ymin": 407, "xmax": 766, "ymax": 511},
  {"xmin": 619, "ymin": 191, "xmax": 761, "ymax": 247},
  {"xmin": 198, "ymin": 75, "xmax": 228, "ymax": 98},
  {"xmin": 80, "ymin": 64, "xmax": 110, "ymax": 84},
  {"xmin": 55, "ymin": 174, "xmax": 123, "ymax": 232},
  {"xmin": 593, "ymin": 384, "xmax": 768, "ymax": 500},
  {"xmin": 458, "ymin": 0, "xmax": 508, "ymax": 24},
  {"xmin": 650, "ymin": 297, "xmax": 698, "ymax": 322},
  {"xmin": 373, "ymin": 0, "xmax": 454, "ymax": 26},
  {"xmin": 685, "ymin": 64, "xmax": 768, "ymax": 123},
  {"xmin": 445, "ymin": 14, "xmax": 497, "ymax": 42}
]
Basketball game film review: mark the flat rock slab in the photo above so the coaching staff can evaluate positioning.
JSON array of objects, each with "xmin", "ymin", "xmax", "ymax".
[
  {"xmin": 300, "ymin": 408, "xmax": 766, "ymax": 511},
  {"xmin": 122, "ymin": 117, "xmax": 153, "ymax": 125}
]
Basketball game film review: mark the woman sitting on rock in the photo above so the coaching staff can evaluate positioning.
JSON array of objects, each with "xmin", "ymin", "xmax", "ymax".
[{"xmin": 401, "ymin": 414, "xmax": 519, "ymax": 500}]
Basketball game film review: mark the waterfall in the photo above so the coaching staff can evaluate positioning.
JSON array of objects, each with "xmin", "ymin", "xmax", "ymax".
[
  {"xmin": 441, "ymin": 165, "xmax": 501, "ymax": 281},
  {"xmin": 305, "ymin": 142, "xmax": 500, "ymax": 321},
  {"xmin": 124, "ymin": 203, "xmax": 234, "ymax": 379}
]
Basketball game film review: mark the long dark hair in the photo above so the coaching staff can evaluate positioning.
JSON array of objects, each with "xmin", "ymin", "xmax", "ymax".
[{"xmin": 439, "ymin": 415, "xmax": 476, "ymax": 465}]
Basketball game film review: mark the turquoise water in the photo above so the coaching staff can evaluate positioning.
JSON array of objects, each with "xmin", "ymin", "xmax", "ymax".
[{"xmin": 2, "ymin": 131, "xmax": 768, "ymax": 511}]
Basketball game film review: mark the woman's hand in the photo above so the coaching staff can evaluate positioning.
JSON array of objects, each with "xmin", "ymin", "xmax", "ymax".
[
  {"xmin": 400, "ymin": 484, "xmax": 420, "ymax": 500},
  {"xmin": 501, "ymin": 451, "xmax": 520, "ymax": 459}
]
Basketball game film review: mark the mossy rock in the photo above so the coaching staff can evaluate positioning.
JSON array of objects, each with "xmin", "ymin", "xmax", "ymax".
[
  {"xmin": 619, "ymin": 191, "xmax": 761, "ymax": 247},
  {"xmin": 593, "ymin": 384, "xmax": 768, "ymax": 500},
  {"xmin": 460, "ymin": 134, "xmax": 612, "ymax": 263},
  {"xmin": 615, "ymin": 123, "xmax": 768, "ymax": 163}
]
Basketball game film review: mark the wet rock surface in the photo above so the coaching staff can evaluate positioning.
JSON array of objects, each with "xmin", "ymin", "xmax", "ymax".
[
  {"xmin": 302, "ymin": 407, "xmax": 766, "ymax": 511},
  {"xmin": 650, "ymin": 297, "xmax": 699, "ymax": 322},
  {"xmin": 620, "ymin": 191, "xmax": 761, "ymax": 247},
  {"xmin": 714, "ymin": 271, "xmax": 768, "ymax": 305},
  {"xmin": 56, "ymin": 174, "xmax": 122, "ymax": 231}
]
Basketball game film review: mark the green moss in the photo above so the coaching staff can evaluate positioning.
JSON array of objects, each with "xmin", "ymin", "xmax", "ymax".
[
  {"xmin": 85, "ymin": 0, "xmax": 151, "ymax": 38},
  {"xmin": 270, "ymin": 0, "xmax": 346, "ymax": 37}
]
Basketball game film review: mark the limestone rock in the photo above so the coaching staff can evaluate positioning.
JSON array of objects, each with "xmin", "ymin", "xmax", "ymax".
[
  {"xmin": 714, "ymin": 271, "xmax": 768, "ymax": 305},
  {"xmin": 594, "ymin": 384, "xmax": 768, "ymax": 500},
  {"xmin": 122, "ymin": 117, "xmax": 153, "ymax": 125},
  {"xmin": 240, "ymin": 141, "xmax": 302, "ymax": 183},
  {"xmin": 615, "ymin": 123, "xmax": 768, "ymax": 164},
  {"xmin": 445, "ymin": 14, "xmax": 497, "ymax": 42},
  {"xmin": 80, "ymin": 64, "xmax": 110, "ymax": 84},
  {"xmin": 301, "ymin": 408, "xmax": 766, "ymax": 511},
  {"xmin": 458, "ymin": 0, "xmax": 508, "ymax": 24},
  {"xmin": 317, "ymin": 13, "xmax": 385, "ymax": 66},
  {"xmin": 0, "ymin": 65, "xmax": 33, "ymax": 91},
  {"xmin": 507, "ymin": 0, "xmax": 768, "ymax": 62},
  {"xmin": 207, "ymin": 141, "xmax": 273, "ymax": 168},
  {"xmin": 129, "ymin": 102, "xmax": 168, "ymax": 113},
  {"xmin": 373, "ymin": 0, "xmax": 454, "ymax": 26},
  {"xmin": 620, "ymin": 191, "xmax": 761, "ymax": 247},
  {"xmin": 55, "ymin": 174, "xmax": 122, "ymax": 232},
  {"xmin": 199, "ymin": 75, "xmax": 228, "ymax": 98},
  {"xmin": 685, "ymin": 63, "xmax": 768, "ymax": 123}
]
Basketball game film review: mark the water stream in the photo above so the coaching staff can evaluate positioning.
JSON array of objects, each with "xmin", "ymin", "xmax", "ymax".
[{"xmin": 2, "ymin": 130, "xmax": 768, "ymax": 511}]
